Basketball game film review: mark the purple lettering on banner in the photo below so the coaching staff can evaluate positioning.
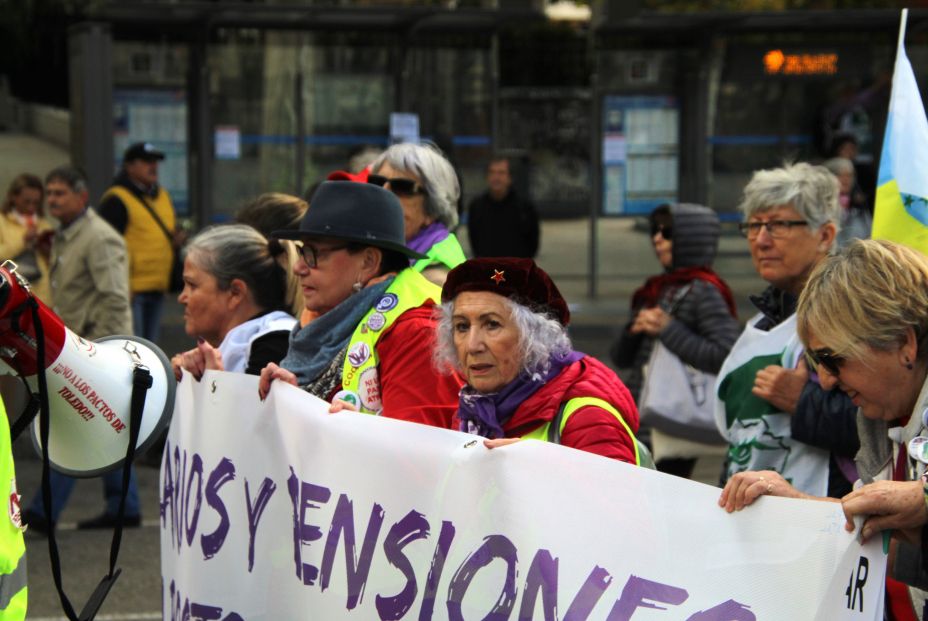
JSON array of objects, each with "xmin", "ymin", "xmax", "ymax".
[
  {"xmin": 201, "ymin": 457, "xmax": 235, "ymax": 560},
  {"xmin": 169, "ymin": 579, "xmax": 179, "ymax": 621},
  {"xmin": 189, "ymin": 603, "xmax": 223, "ymax": 620},
  {"xmin": 320, "ymin": 494, "xmax": 386, "ymax": 610},
  {"xmin": 418, "ymin": 520, "xmax": 456, "ymax": 621},
  {"xmin": 245, "ymin": 476, "xmax": 277, "ymax": 572},
  {"xmin": 168, "ymin": 578, "xmax": 245, "ymax": 621},
  {"xmin": 446, "ymin": 535, "xmax": 518, "ymax": 621},
  {"xmin": 287, "ymin": 468, "xmax": 331, "ymax": 586},
  {"xmin": 518, "ymin": 549, "xmax": 559, "ymax": 621},
  {"xmin": 376, "ymin": 510, "xmax": 430, "ymax": 620},
  {"xmin": 685, "ymin": 600, "xmax": 756, "ymax": 621},
  {"xmin": 160, "ymin": 439, "xmax": 175, "ymax": 544},
  {"xmin": 606, "ymin": 575, "xmax": 689, "ymax": 620},
  {"xmin": 185, "ymin": 454, "xmax": 204, "ymax": 547},
  {"xmin": 562, "ymin": 566, "xmax": 612, "ymax": 621},
  {"xmin": 173, "ymin": 446, "xmax": 187, "ymax": 554}
]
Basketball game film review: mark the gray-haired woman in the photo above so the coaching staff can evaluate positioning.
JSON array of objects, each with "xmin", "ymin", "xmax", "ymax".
[
  {"xmin": 171, "ymin": 224, "xmax": 297, "ymax": 380},
  {"xmin": 716, "ymin": 161, "xmax": 858, "ymax": 498},
  {"xmin": 435, "ymin": 257, "xmax": 643, "ymax": 464},
  {"xmin": 369, "ymin": 142, "xmax": 466, "ymax": 285}
]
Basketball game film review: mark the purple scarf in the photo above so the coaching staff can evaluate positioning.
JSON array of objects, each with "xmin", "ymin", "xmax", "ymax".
[
  {"xmin": 458, "ymin": 350, "xmax": 584, "ymax": 439},
  {"xmin": 407, "ymin": 222, "xmax": 450, "ymax": 263}
]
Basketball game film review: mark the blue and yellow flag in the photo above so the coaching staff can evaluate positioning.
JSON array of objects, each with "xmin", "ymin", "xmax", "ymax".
[{"xmin": 872, "ymin": 9, "xmax": 928, "ymax": 255}]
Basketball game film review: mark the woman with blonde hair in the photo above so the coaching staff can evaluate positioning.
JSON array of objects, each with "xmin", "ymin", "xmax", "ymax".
[
  {"xmin": 719, "ymin": 239, "xmax": 928, "ymax": 617},
  {"xmin": 235, "ymin": 192, "xmax": 308, "ymax": 318},
  {"xmin": 0, "ymin": 173, "xmax": 54, "ymax": 302}
]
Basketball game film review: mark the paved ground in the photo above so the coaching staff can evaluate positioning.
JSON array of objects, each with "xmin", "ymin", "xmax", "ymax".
[{"xmin": 1, "ymin": 131, "xmax": 765, "ymax": 619}]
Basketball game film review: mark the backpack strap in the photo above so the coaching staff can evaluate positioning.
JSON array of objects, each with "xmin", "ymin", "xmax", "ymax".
[{"xmin": 548, "ymin": 397, "xmax": 654, "ymax": 469}]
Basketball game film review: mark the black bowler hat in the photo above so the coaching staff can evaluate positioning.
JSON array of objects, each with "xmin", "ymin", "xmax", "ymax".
[
  {"xmin": 123, "ymin": 142, "xmax": 165, "ymax": 162},
  {"xmin": 274, "ymin": 181, "xmax": 426, "ymax": 260}
]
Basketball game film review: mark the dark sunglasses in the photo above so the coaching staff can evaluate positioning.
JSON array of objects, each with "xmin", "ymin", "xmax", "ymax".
[
  {"xmin": 805, "ymin": 347, "xmax": 846, "ymax": 377},
  {"xmin": 295, "ymin": 242, "xmax": 349, "ymax": 268},
  {"xmin": 650, "ymin": 224, "xmax": 672, "ymax": 240},
  {"xmin": 367, "ymin": 174, "xmax": 427, "ymax": 197}
]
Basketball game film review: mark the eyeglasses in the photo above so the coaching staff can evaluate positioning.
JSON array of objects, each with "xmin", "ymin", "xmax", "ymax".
[
  {"xmin": 650, "ymin": 224, "xmax": 672, "ymax": 240},
  {"xmin": 367, "ymin": 174, "xmax": 427, "ymax": 197},
  {"xmin": 805, "ymin": 347, "xmax": 846, "ymax": 377},
  {"xmin": 295, "ymin": 242, "xmax": 349, "ymax": 268},
  {"xmin": 738, "ymin": 220, "xmax": 809, "ymax": 239}
]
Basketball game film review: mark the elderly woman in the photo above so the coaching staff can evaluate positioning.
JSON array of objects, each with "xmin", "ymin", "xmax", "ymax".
[
  {"xmin": 368, "ymin": 142, "xmax": 466, "ymax": 285},
  {"xmin": 717, "ymin": 161, "xmax": 858, "ymax": 498},
  {"xmin": 171, "ymin": 224, "xmax": 297, "ymax": 380},
  {"xmin": 435, "ymin": 257, "xmax": 643, "ymax": 464},
  {"xmin": 258, "ymin": 181, "xmax": 462, "ymax": 427},
  {"xmin": 719, "ymin": 239, "xmax": 928, "ymax": 617},
  {"xmin": 611, "ymin": 203, "xmax": 739, "ymax": 478},
  {"xmin": 0, "ymin": 173, "xmax": 54, "ymax": 303}
]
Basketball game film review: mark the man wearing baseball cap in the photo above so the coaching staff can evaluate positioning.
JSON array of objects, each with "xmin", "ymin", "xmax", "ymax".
[{"xmin": 99, "ymin": 141, "xmax": 181, "ymax": 345}]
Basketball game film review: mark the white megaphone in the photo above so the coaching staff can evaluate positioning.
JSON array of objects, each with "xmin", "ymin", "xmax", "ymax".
[{"xmin": 0, "ymin": 261, "xmax": 175, "ymax": 477}]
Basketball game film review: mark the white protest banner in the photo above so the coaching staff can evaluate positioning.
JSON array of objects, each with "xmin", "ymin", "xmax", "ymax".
[{"xmin": 161, "ymin": 370, "xmax": 886, "ymax": 620}]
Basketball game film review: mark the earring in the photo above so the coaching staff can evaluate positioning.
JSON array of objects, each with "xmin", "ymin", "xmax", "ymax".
[
  {"xmin": 906, "ymin": 357, "xmax": 914, "ymax": 371},
  {"xmin": 352, "ymin": 279, "xmax": 363, "ymax": 294}
]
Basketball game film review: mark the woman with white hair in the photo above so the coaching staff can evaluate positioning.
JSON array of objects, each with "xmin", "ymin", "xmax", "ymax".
[
  {"xmin": 369, "ymin": 142, "xmax": 466, "ymax": 286},
  {"xmin": 716, "ymin": 161, "xmax": 859, "ymax": 498},
  {"xmin": 435, "ymin": 257, "xmax": 643, "ymax": 463}
]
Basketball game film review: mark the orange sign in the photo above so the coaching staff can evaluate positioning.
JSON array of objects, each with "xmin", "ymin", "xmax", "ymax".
[{"xmin": 763, "ymin": 49, "xmax": 838, "ymax": 76}]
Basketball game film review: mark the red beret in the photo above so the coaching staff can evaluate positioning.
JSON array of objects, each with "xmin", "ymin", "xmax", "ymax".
[
  {"xmin": 441, "ymin": 258, "xmax": 570, "ymax": 325},
  {"xmin": 327, "ymin": 168, "xmax": 370, "ymax": 183}
]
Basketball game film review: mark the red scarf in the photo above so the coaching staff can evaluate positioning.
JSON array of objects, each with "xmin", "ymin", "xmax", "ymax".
[{"xmin": 631, "ymin": 266, "xmax": 737, "ymax": 317}]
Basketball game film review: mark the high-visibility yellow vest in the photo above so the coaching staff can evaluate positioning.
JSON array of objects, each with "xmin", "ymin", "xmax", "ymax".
[
  {"xmin": 412, "ymin": 233, "xmax": 466, "ymax": 273},
  {"xmin": 0, "ymin": 399, "xmax": 27, "ymax": 620},
  {"xmin": 335, "ymin": 269, "xmax": 441, "ymax": 414},
  {"xmin": 100, "ymin": 185, "xmax": 175, "ymax": 293},
  {"xmin": 522, "ymin": 396, "xmax": 654, "ymax": 469}
]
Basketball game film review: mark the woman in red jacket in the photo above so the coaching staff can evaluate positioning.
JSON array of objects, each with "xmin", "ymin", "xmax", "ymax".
[{"xmin": 435, "ymin": 257, "xmax": 644, "ymax": 464}]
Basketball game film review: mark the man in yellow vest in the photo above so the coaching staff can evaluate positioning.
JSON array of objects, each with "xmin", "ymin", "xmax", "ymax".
[{"xmin": 99, "ymin": 142, "xmax": 180, "ymax": 345}]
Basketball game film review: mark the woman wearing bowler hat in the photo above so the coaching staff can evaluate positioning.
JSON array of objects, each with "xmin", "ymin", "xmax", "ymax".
[
  {"xmin": 258, "ymin": 181, "xmax": 462, "ymax": 427},
  {"xmin": 434, "ymin": 257, "xmax": 645, "ymax": 464}
]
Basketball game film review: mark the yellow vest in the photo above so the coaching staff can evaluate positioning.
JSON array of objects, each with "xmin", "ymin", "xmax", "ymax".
[
  {"xmin": 0, "ymin": 399, "xmax": 26, "ymax": 620},
  {"xmin": 335, "ymin": 270, "xmax": 440, "ymax": 414},
  {"xmin": 522, "ymin": 396, "xmax": 654, "ymax": 468},
  {"xmin": 100, "ymin": 185, "xmax": 175, "ymax": 293}
]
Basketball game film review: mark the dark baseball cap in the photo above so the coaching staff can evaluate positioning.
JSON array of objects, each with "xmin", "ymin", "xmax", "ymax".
[{"xmin": 123, "ymin": 142, "xmax": 165, "ymax": 162}]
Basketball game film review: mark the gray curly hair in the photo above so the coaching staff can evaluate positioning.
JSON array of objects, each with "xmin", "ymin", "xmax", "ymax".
[
  {"xmin": 433, "ymin": 297, "xmax": 572, "ymax": 383},
  {"xmin": 739, "ymin": 161, "xmax": 841, "ymax": 232},
  {"xmin": 371, "ymin": 142, "xmax": 460, "ymax": 230}
]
